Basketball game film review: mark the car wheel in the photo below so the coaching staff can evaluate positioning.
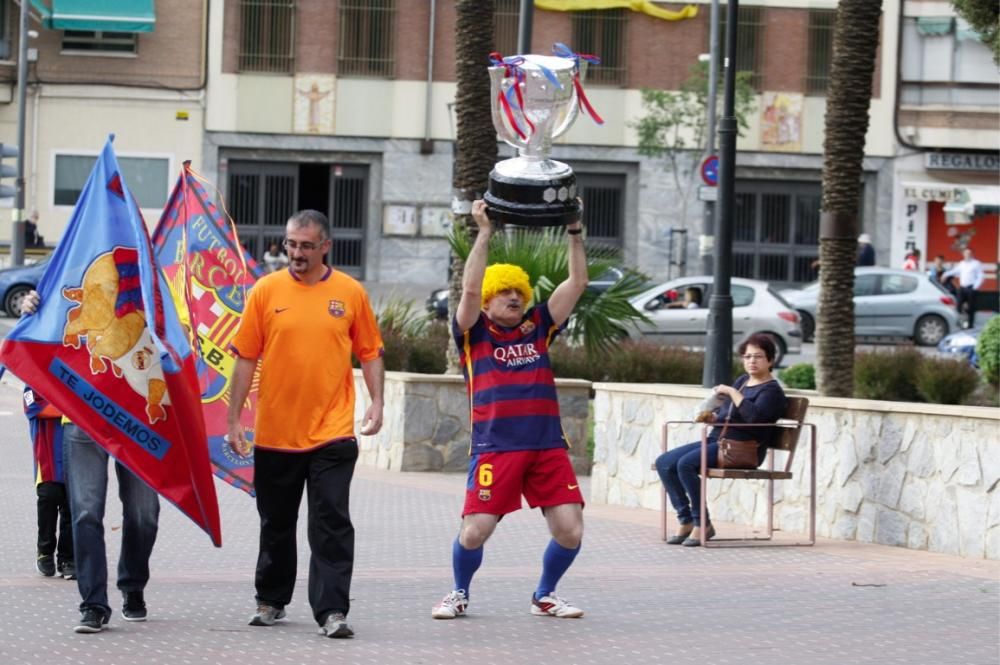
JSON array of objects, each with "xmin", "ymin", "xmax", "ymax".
[
  {"xmin": 3, "ymin": 284, "xmax": 32, "ymax": 318},
  {"xmin": 798, "ymin": 311, "xmax": 815, "ymax": 342},
  {"xmin": 914, "ymin": 314, "xmax": 948, "ymax": 346}
]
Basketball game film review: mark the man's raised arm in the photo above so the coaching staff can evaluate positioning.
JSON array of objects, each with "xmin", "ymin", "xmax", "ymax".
[{"xmin": 455, "ymin": 200, "xmax": 493, "ymax": 333}]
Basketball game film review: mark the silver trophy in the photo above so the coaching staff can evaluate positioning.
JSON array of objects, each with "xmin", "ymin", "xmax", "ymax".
[{"xmin": 485, "ymin": 54, "xmax": 586, "ymax": 226}]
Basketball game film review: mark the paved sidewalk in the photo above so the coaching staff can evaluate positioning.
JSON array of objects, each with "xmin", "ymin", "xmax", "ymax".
[{"xmin": 0, "ymin": 379, "xmax": 996, "ymax": 665}]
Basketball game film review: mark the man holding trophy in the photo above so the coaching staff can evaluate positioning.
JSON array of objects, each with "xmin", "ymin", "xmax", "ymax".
[
  {"xmin": 432, "ymin": 198, "xmax": 588, "ymax": 621},
  {"xmin": 432, "ymin": 45, "xmax": 601, "ymax": 621}
]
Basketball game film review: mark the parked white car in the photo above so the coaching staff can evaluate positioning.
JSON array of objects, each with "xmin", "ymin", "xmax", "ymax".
[{"xmin": 628, "ymin": 276, "xmax": 802, "ymax": 367}]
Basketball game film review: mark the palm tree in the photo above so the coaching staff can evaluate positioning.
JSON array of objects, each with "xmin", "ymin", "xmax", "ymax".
[
  {"xmin": 449, "ymin": 226, "xmax": 650, "ymax": 357},
  {"xmin": 448, "ymin": 0, "xmax": 498, "ymax": 372},
  {"xmin": 816, "ymin": 0, "xmax": 883, "ymax": 396}
]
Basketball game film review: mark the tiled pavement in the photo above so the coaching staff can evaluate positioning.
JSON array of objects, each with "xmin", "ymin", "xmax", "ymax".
[{"xmin": 0, "ymin": 379, "xmax": 997, "ymax": 665}]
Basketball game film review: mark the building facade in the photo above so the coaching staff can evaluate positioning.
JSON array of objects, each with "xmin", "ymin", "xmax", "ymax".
[
  {"xmin": 890, "ymin": 1, "xmax": 999, "ymax": 298},
  {"xmin": 2, "ymin": 1, "xmax": 996, "ymax": 298},
  {"xmin": 0, "ymin": 0, "xmax": 207, "ymax": 248},
  {"xmin": 203, "ymin": 0, "xmax": 908, "ymax": 287}
]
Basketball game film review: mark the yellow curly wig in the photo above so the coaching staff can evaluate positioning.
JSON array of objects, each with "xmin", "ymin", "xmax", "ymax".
[{"xmin": 482, "ymin": 263, "xmax": 532, "ymax": 306}]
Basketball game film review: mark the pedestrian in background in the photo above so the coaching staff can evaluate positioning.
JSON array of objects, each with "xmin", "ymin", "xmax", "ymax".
[
  {"xmin": 227, "ymin": 209, "xmax": 385, "ymax": 639},
  {"xmin": 262, "ymin": 242, "xmax": 289, "ymax": 273},
  {"xmin": 942, "ymin": 248, "xmax": 985, "ymax": 328},
  {"xmin": 24, "ymin": 385, "xmax": 74, "ymax": 581},
  {"xmin": 856, "ymin": 233, "xmax": 876, "ymax": 266}
]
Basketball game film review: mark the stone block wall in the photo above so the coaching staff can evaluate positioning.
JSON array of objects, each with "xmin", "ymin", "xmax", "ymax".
[
  {"xmin": 352, "ymin": 371, "xmax": 592, "ymax": 475},
  {"xmin": 591, "ymin": 383, "xmax": 1000, "ymax": 559}
]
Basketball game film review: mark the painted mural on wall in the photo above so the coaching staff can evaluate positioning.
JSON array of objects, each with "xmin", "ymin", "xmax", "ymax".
[
  {"xmin": 760, "ymin": 92, "xmax": 803, "ymax": 152},
  {"xmin": 293, "ymin": 74, "xmax": 335, "ymax": 134}
]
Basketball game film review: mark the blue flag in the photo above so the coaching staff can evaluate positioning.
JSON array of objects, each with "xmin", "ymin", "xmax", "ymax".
[{"xmin": 0, "ymin": 136, "xmax": 222, "ymax": 546}]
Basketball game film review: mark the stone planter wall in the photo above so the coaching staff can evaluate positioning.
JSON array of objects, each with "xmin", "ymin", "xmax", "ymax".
[
  {"xmin": 591, "ymin": 383, "xmax": 1000, "ymax": 559},
  {"xmin": 352, "ymin": 370, "xmax": 592, "ymax": 475}
]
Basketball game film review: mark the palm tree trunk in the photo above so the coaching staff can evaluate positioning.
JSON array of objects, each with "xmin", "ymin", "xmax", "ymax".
[
  {"xmin": 817, "ymin": 0, "xmax": 882, "ymax": 396},
  {"xmin": 447, "ymin": 0, "xmax": 498, "ymax": 372}
]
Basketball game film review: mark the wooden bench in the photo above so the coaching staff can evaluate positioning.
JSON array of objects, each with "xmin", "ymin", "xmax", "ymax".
[{"xmin": 658, "ymin": 396, "xmax": 816, "ymax": 547}]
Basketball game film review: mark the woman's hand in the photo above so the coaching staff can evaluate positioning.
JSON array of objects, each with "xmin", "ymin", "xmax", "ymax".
[{"xmin": 713, "ymin": 384, "xmax": 743, "ymax": 407}]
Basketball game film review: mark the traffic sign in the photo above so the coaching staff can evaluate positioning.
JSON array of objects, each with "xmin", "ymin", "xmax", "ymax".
[{"xmin": 700, "ymin": 155, "xmax": 719, "ymax": 186}]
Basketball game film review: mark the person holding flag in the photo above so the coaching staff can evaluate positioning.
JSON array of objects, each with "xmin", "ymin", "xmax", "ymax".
[
  {"xmin": 152, "ymin": 162, "xmax": 263, "ymax": 497},
  {"xmin": 3, "ymin": 137, "xmax": 220, "ymax": 634},
  {"xmin": 227, "ymin": 209, "xmax": 385, "ymax": 639}
]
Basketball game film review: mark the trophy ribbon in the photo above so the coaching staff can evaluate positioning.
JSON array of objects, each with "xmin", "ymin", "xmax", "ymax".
[{"xmin": 552, "ymin": 42, "xmax": 605, "ymax": 125}]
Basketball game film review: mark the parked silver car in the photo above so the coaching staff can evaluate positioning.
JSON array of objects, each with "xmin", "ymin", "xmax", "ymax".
[
  {"xmin": 628, "ymin": 276, "xmax": 802, "ymax": 367},
  {"xmin": 780, "ymin": 267, "xmax": 960, "ymax": 346}
]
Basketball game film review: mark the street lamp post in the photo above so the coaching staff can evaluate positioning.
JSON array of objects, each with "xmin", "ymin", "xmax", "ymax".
[
  {"xmin": 517, "ymin": 0, "xmax": 533, "ymax": 54},
  {"xmin": 11, "ymin": 0, "xmax": 29, "ymax": 267},
  {"xmin": 702, "ymin": 0, "xmax": 739, "ymax": 388},
  {"xmin": 700, "ymin": 0, "xmax": 720, "ymax": 276}
]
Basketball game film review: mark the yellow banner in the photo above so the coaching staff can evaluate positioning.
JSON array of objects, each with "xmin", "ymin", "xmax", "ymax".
[{"xmin": 535, "ymin": 0, "xmax": 698, "ymax": 21}]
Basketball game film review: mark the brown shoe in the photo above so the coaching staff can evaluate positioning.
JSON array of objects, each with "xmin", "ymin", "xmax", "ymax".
[{"xmin": 666, "ymin": 523, "xmax": 694, "ymax": 545}]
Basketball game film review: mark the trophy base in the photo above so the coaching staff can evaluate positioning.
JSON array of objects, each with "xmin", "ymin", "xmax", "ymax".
[{"xmin": 485, "ymin": 158, "xmax": 579, "ymax": 227}]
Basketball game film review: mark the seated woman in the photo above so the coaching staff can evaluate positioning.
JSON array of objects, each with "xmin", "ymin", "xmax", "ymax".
[
  {"xmin": 654, "ymin": 333, "xmax": 787, "ymax": 546},
  {"xmin": 666, "ymin": 287, "xmax": 701, "ymax": 309}
]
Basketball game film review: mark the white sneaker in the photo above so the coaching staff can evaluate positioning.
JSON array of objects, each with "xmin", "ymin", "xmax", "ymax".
[
  {"xmin": 431, "ymin": 589, "xmax": 468, "ymax": 619},
  {"xmin": 531, "ymin": 594, "xmax": 584, "ymax": 618}
]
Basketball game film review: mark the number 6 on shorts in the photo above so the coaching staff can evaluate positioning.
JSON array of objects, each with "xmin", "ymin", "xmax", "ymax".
[{"xmin": 478, "ymin": 463, "xmax": 493, "ymax": 487}]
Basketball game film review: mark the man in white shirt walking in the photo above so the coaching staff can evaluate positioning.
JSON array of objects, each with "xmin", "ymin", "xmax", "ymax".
[{"xmin": 942, "ymin": 248, "xmax": 985, "ymax": 328}]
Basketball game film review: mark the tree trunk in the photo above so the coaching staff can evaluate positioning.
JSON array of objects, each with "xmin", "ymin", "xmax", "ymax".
[
  {"xmin": 447, "ymin": 0, "xmax": 498, "ymax": 373},
  {"xmin": 816, "ymin": 0, "xmax": 882, "ymax": 397}
]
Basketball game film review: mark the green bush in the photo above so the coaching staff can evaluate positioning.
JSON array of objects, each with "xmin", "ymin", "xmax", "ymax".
[
  {"xmin": 854, "ymin": 347, "xmax": 923, "ymax": 402},
  {"xmin": 551, "ymin": 340, "xmax": 704, "ymax": 384},
  {"xmin": 780, "ymin": 363, "xmax": 816, "ymax": 390},
  {"xmin": 977, "ymin": 316, "xmax": 1000, "ymax": 386},
  {"xmin": 406, "ymin": 321, "xmax": 449, "ymax": 374},
  {"xmin": 915, "ymin": 356, "xmax": 980, "ymax": 405}
]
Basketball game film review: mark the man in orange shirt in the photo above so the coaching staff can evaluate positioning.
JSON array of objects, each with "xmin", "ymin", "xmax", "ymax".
[{"xmin": 227, "ymin": 209, "xmax": 385, "ymax": 640}]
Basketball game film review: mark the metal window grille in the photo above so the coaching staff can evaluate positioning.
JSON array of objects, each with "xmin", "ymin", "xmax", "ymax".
[
  {"xmin": 733, "ymin": 192, "xmax": 757, "ymax": 242},
  {"xmin": 719, "ymin": 5, "xmax": 764, "ymax": 91},
  {"xmin": 577, "ymin": 173, "xmax": 625, "ymax": 258},
  {"xmin": 571, "ymin": 9, "xmax": 626, "ymax": 86},
  {"xmin": 238, "ymin": 0, "xmax": 295, "ymax": 74},
  {"xmin": 805, "ymin": 10, "xmax": 836, "ymax": 94},
  {"xmin": 731, "ymin": 182, "xmax": 825, "ymax": 287},
  {"xmin": 227, "ymin": 162, "xmax": 298, "ymax": 263},
  {"xmin": 329, "ymin": 166, "xmax": 367, "ymax": 277},
  {"xmin": 62, "ymin": 30, "xmax": 137, "ymax": 54},
  {"xmin": 0, "ymin": 2, "xmax": 10, "ymax": 60},
  {"xmin": 338, "ymin": 0, "xmax": 396, "ymax": 78},
  {"xmin": 494, "ymin": 0, "xmax": 520, "ymax": 55}
]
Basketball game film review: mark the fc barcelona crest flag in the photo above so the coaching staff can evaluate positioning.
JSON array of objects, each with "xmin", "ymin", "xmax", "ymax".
[
  {"xmin": 152, "ymin": 162, "xmax": 263, "ymax": 497},
  {"xmin": 0, "ymin": 137, "xmax": 222, "ymax": 547}
]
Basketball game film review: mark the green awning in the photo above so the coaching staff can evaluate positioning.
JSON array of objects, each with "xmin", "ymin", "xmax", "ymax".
[
  {"xmin": 32, "ymin": 0, "xmax": 156, "ymax": 33},
  {"xmin": 916, "ymin": 16, "xmax": 953, "ymax": 37}
]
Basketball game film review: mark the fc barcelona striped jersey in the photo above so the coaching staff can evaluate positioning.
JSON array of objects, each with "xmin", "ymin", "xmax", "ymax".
[
  {"xmin": 23, "ymin": 387, "xmax": 65, "ymax": 485},
  {"xmin": 453, "ymin": 302, "xmax": 568, "ymax": 453}
]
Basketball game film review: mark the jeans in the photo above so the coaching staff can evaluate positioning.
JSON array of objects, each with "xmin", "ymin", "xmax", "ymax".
[
  {"xmin": 253, "ymin": 440, "xmax": 359, "ymax": 626},
  {"xmin": 654, "ymin": 441, "xmax": 719, "ymax": 527},
  {"xmin": 36, "ymin": 481, "xmax": 73, "ymax": 564},
  {"xmin": 63, "ymin": 424, "xmax": 160, "ymax": 617}
]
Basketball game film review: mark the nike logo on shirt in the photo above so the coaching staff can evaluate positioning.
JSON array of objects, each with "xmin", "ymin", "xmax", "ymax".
[{"xmin": 275, "ymin": 307, "xmax": 289, "ymax": 313}]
